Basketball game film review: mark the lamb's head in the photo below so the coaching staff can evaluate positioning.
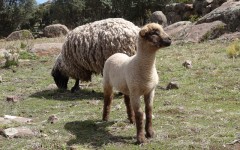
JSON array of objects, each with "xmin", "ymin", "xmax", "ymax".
[
  {"xmin": 51, "ymin": 54, "xmax": 69, "ymax": 90},
  {"xmin": 139, "ymin": 23, "xmax": 171, "ymax": 50}
]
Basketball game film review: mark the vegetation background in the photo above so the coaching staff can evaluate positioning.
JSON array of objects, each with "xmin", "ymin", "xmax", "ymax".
[{"xmin": 0, "ymin": 0, "xmax": 192, "ymax": 38}]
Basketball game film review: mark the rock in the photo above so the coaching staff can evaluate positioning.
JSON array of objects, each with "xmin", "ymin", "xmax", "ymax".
[
  {"xmin": 4, "ymin": 115, "xmax": 32, "ymax": 123},
  {"xmin": 3, "ymin": 127, "xmax": 35, "ymax": 138},
  {"xmin": 6, "ymin": 96, "xmax": 19, "ymax": 102},
  {"xmin": 174, "ymin": 20, "xmax": 227, "ymax": 43},
  {"xmin": 0, "ymin": 48, "xmax": 8, "ymax": 59},
  {"xmin": 166, "ymin": 81, "xmax": 179, "ymax": 90},
  {"xmin": 43, "ymin": 24, "xmax": 69, "ymax": 38},
  {"xmin": 150, "ymin": 11, "xmax": 168, "ymax": 27},
  {"xmin": 30, "ymin": 43, "xmax": 63, "ymax": 56},
  {"xmin": 196, "ymin": 1, "xmax": 240, "ymax": 32},
  {"xmin": 164, "ymin": 21, "xmax": 192, "ymax": 40},
  {"xmin": 0, "ymin": 117, "xmax": 12, "ymax": 125},
  {"xmin": 46, "ymin": 84, "xmax": 57, "ymax": 90},
  {"xmin": 216, "ymin": 32, "xmax": 240, "ymax": 41},
  {"xmin": 6, "ymin": 30, "xmax": 34, "ymax": 41},
  {"xmin": 48, "ymin": 115, "xmax": 58, "ymax": 124},
  {"xmin": 182, "ymin": 60, "xmax": 192, "ymax": 69},
  {"xmin": 165, "ymin": 3, "xmax": 194, "ymax": 24}
]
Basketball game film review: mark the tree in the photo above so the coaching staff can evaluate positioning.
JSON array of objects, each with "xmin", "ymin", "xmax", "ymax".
[{"xmin": 0, "ymin": 0, "xmax": 37, "ymax": 37}]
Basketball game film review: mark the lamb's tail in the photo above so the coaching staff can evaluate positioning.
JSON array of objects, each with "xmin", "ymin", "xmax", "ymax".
[{"xmin": 51, "ymin": 65, "xmax": 69, "ymax": 90}]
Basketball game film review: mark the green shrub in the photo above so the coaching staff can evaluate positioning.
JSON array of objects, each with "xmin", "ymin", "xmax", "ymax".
[
  {"xmin": 226, "ymin": 40, "xmax": 240, "ymax": 58},
  {"xmin": 19, "ymin": 51, "xmax": 37, "ymax": 60},
  {"xmin": 4, "ymin": 52, "xmax": 19, "ymax": 68}
]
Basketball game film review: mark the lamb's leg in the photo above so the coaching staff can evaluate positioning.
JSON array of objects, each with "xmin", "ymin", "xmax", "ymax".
[
  {"xmin": 124, "ymin": 95, "xmax": 135, "ymax": 124},
  {"xmin": 102, "ymin": 86, "xmax": 113, "ymax": 121},
  {"xmin": 131, "ymin": 95, "xmax": 145, "ymax": 144},
  {"xmin": 71, "ymin": 79, "xmax": 80, "ymax": 93},
  {"xmin": 144, "ymin": 89, "xmax": 155, "ymax": 138}
]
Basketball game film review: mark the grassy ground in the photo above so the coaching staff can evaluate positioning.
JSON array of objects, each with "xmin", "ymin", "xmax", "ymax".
[{"xmin": 0, "ymin": 39, "xmax": 239, "ymax": 150}]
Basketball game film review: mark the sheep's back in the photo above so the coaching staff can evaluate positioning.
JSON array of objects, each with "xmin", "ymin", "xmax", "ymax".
[{"xmin": 62, "ymin": 18, "xmax": 140, "ymax": 80}]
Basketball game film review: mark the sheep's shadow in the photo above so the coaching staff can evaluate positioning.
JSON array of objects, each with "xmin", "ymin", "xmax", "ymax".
[
  {"xmin": 30, "ymin": 88, "xmax": 104, "ymax": 101},
  {"xmin": 64, "ymin": 120, "xmax": 134, "ymax": 148}
]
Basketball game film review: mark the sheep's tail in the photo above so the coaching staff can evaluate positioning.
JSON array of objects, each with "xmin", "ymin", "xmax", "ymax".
[{"xmin": 51, "ymin": 66, "xmax": 69, "ymax": 90}]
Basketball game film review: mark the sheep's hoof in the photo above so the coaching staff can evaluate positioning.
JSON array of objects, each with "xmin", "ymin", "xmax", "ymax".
[
  {"xmin": 71, "ymin": 86, "xmax": 80, "ymax": 93},
  {"xmin": 145, "ymin": 130, "xmax": 155, "ymax": 138}
]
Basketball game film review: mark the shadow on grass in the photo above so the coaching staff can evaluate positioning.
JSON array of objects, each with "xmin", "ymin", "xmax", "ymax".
[
  {"xmin": 64, "ymin": 120, "xmax": 134, "ymax": 148},
  {"xmin": 30, "ymin": 88, "xmax": 104, "ymax": 101}
]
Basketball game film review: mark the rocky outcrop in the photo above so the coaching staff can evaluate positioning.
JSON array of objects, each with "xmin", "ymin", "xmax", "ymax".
[
  {"xmin": 170, "ymin": 20, "xmax": 227, "ymax": 43},
  {"xmin": 6, "ymin": 30, "xmax": 34, "ymax": 41},
  {"xmin": 30, "ymin": 43, "xmax": 63, "ymax": 56},
  {"xmin": 164, "ymin": 21, "xmax": 192, "ymax": 38},
  {"xmin": 165, "ymin": 3, "xmax": 194, "ymax": 24},
  {"xmin": 216, "ymin": 32, "xmax": 240, "ymax": 41},
  {"xmin": 150, "ymin": 11, "xmax": 168, "ymax": 27},
  {"xmin": 43, "ymin": 24, "xmax": 69, "ymax": 38},
  {"xmin": 196, "ymin": 1, "xmax": 240, "ymax": 32}
]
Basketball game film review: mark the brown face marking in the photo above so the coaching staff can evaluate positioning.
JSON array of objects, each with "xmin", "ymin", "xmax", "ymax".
[{"xmin": 142, "ymin": 27, "xmax": 171, "ymax": 48}]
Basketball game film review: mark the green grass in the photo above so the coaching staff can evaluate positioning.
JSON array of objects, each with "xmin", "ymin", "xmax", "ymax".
[{"xmin": 0, "ymin": 39, "xmax": 239, "ymax": 150}]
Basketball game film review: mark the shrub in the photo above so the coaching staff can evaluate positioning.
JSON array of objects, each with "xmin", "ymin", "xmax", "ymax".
[
  {"xmin": 19, "ymin": 51, "xmax": 37, "ymax": 60},
  {"xmin": 226, "ymin": 40, "xmax": 240, "ymax": 58}
]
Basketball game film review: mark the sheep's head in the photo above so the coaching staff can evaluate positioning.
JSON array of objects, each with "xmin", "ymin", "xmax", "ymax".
[
  {"xmin": 51, "ymin": 55, "xmax": 69, "ymax": 90},
  {"xmin": 139, "ymin": 23, "xmax": 171, "ymax": 49}
]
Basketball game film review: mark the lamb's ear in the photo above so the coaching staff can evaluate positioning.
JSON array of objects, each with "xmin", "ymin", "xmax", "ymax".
[{"xmin": 139, "ymin": 26, "xmax": 149, "ymax": 37}]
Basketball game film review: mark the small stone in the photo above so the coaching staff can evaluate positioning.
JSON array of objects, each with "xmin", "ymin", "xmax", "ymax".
[
  {"xmin": 3, "ymin": 127, "xmax": 35, "ymax": 138},
  {"xmin": 48, "ymin": 115, "xmax": 58, "ymax": 124},
  {"xmin": 47, "ymin": 84, "xmax": 57, "ymax": 90},
  {"xmin": 6, "ymin": 96, "xmax": 18, "ymax": 102},
  {"xmin": 182, "ymin": 60, "xmax": 192, "ymax": 69},
  {"xmin": 166, "ymin": 81, "xmax": 179, "ymax": 90},
  {"xmin": 87, "ymin": 100, "xmax": 100, "ymax": 106},
  {"xmin": 115, "ymin": 104, "xmax": 122, "ymax": 110},
  {"xmin": 4, "ymin": 115, "xmax": 32, "ymax": 123}
]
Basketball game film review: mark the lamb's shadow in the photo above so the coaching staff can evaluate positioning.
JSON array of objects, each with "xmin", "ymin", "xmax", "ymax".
[
  {"xmin": 64, "ymin": 120, "xmax": 134, "ymax": 148},
  {"xmin": 30, "ymin": 88, "xmax": 104, "ymax": 101}
]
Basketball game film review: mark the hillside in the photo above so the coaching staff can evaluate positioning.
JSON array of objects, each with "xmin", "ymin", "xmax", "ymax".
[{"xmin": 0, "ymin": 38, "xmax": 239, "ymax": 149}]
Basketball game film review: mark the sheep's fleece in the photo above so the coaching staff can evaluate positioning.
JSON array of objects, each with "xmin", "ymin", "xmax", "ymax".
[{"xmin": 52, "ymin": 18, "xmax": 140, "ymax": 83}]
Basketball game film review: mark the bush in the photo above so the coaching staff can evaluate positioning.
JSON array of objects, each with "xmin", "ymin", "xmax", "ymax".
[{"xmin": 226, "ymin": 40, "xmax": 240, "ymax": 58}]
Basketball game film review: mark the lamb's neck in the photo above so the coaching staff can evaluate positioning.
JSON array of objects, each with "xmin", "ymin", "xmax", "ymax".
[{"xmin": 135, "ymin": 45, "xmax": 157, "ymax": 70}]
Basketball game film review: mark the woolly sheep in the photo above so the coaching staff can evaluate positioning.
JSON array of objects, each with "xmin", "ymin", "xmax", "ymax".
[
  {"xmin": 51, "ymin": 18, "xmax": 140, "ymax": 92},
  {"xmin": 102, "ymin": 23, "xmax": 171, "ymax": 144}
]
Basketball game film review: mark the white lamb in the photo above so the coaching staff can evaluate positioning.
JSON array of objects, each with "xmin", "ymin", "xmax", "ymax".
[{"xmin": 102, "ymin": 23, "xmax": 171, "ymax": 144}]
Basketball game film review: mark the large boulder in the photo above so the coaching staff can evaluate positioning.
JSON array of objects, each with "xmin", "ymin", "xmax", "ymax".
[
  {"xmin": 172, "ymin": 20, "xmax": 227, "ymax": 43},
  {"xmin": 150, "ymin": 11, "xmax": 168, "ymax": 27},
  {"xmin": 164, "ymin": 21, "xmax": 192, "ymax": 38},
  {"xmin": 43, "ymin": 24, "xmax": 69, "ymax": 38},
  {"xmin": 6, "ymin": 30, "xmax": 34, "ymax": 41},
  {"xmin": 216, "ymin": 32, "xmax": 240, "ymax": 41},
  {"xmin": 196, "ymin": 1, "xmax": 240, "ymax": 32},
  {"xmin": 30, "ymin": 43, "xmax": 63, "ymax": 56},
  {"xmin": 165, "ymin": 3, "xmax": 194, "ymax": 24}
]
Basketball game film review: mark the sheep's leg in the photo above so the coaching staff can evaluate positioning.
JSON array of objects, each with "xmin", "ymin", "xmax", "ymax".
[
  {"xmin": 102, "ymin": 86, "xmax": 113, "ymax": 121},
  {"xmin": 124, "ymin": 95, "xmax": 135, "ymax": 124},
  {"xmin": 71, "ymin": 79, "xmax": 80, "ymax": 93},
  {"xmin": 144, "ymin": 89, "xmax": 155, "ymax": 138},
  {"xmin": 131, "ymin": 95, "xmax": 145, "ymax": 144}
]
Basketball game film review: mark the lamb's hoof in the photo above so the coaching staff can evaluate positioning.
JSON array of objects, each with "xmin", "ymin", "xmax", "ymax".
[
  {"xmin": 135, "ymin": 136, "xmax": 146, "ymax": 145},
  {"xmin": 71, "ymin": 86, "xmax": 80, "ymax": 93},
  {"xmin": 145, "ymin": 130, "xmax": 155, "ymax": 138},
  {"xmin": 129, "ymin": 118, "xmax": 136, "ymax": 124}
]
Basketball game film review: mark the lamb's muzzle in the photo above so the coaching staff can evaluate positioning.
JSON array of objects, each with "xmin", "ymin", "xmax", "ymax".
[{"xmin": 102, "ymin": 23, "xmax": 171, "ymax": 144}]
